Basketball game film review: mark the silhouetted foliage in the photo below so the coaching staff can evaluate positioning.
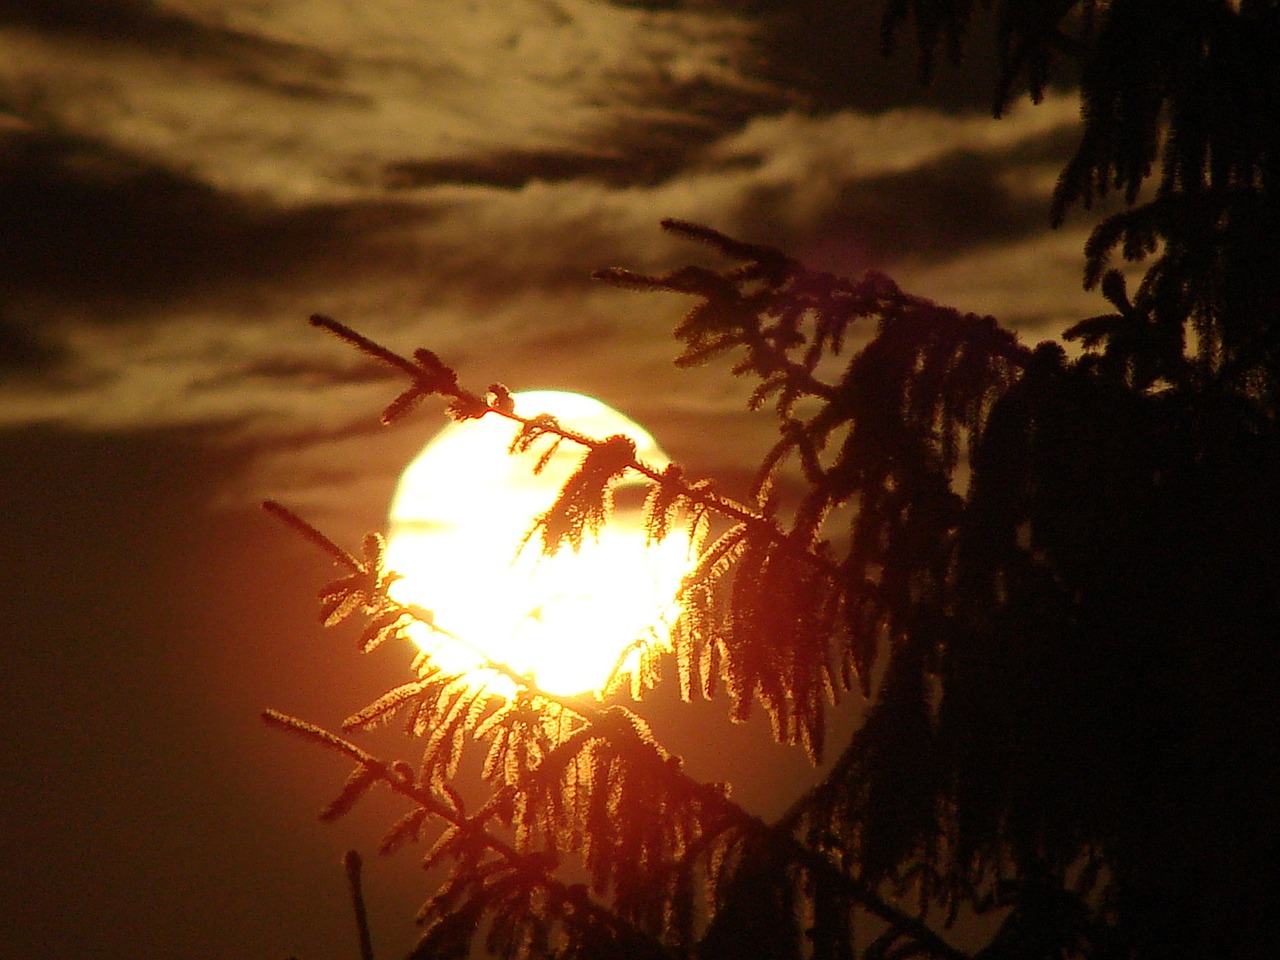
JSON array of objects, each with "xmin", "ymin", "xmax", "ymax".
[{"xmin": 265, "ymin": 3, "xmax": 1279, "ymax": 959}]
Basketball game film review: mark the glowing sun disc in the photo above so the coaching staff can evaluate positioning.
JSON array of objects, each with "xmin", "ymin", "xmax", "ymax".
[{"xmin": 384, "ymin": 391, "xmax": 691, "ymax": 697}]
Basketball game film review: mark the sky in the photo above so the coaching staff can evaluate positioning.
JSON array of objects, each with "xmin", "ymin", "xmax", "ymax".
[{"xmin": 1, "ymin": 3, "xmax": 1107, "ymax": 958}]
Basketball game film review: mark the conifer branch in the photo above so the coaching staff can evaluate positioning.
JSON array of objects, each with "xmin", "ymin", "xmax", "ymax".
[
  {"xmin": 308, "ymin": 315, "xmax": 842, "ymax": 579},
  {"xmin": 261, "ymin": 710, "xmax": 679, "ymax": 959},
  {"xmin": 310, "ymin": 313, "xmax": 423, "ymax": 380},
  {"xmin": 288, "ymin": 310, "xmax": 984, "ymax": 954},
  {"xmin": 386, "ymin": 613, "xmax": 969, "ymax": 960},
  {"xmin": 263, "ymin": 500, "xmax": 361, "ymax": 572},
  {"xmin": 295, "ymin": 246, "xmax": 1044, "ymax": 957},
  {"xmin": 690, "ymin": 775, "xmax": 972, "ymax": 960},
  {"xmin": 272, "ymin": 548, "xmax": 961, "ymax": 957}
]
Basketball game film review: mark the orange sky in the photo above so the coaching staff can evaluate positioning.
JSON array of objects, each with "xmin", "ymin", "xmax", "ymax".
[{"xmin": 0, "ymin": 3, "xmax": 1112, "ymax": 958}]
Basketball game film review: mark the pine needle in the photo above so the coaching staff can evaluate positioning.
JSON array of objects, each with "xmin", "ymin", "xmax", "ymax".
[{"xmin": 262, "ymin": 500, "xmax": 360, "ymax": 572}]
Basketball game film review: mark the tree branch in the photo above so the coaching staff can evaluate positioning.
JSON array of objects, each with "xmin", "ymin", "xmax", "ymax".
[
  {"xmin": 309, "ymin": 314, "xmax": 842, "ymax": 579},
  {"xmin": 261, "ymin": 710, "xmax": 679, "ymax": 959}
]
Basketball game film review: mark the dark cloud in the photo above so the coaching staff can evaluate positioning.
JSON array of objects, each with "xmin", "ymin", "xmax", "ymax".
[
  {"xmin": 0, "ymin": 128, "xmax": 432, "ymax": 315},
  {"xmin": 828, "ymin": 131, "xmax": 1075, "ymax": 259},
  {"xmin": 362, "ymin": 117, "xmax": 1083, "ymax": 319},
  {"xmin": 0, "ymin": 0, "xmax": 345, "ymax": 92},
  {"xmin": 728, "ymin": 123, "xmax": 1079, "ymax": 272},
  {"xmin": 606, "ymin": 0, "xmax": 685, "ymax": 9},
  {"xmin": 0, "ymin": 0, "xmax": 210, "ymax": 42},
  {"xmin": 383, "ymin": 147, "xmax": 681, "ymax": 191},
  {"xmin": 383, "ymin": 84, "xmax": 787, "ymax": 192},
  {"xmin": 384, "ymin": 111, "xmax": 748, "ymax": 190},
  {"xmin": 1, "ymin": 0, "xmax": 232, "ymax": 47},
  {"xmin": 0, "ymin": 310, "xmax": 64, "ymax": 372},
  {"xmin": 190, "ymin": 355, "xmax": 399, "ymax": 393}
]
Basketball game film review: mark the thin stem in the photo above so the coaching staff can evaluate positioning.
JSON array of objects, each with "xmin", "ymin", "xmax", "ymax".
[
  {"xmin": 310, "ymin": 314, "xmax": 423, "ymax": 379},
  {"xmin": 263, "ymin": 500, "xmax": 361, "ymax": 572},
  {"xmin": 343, "ymin": 851, "xmax": 375, "ymax": 960}
]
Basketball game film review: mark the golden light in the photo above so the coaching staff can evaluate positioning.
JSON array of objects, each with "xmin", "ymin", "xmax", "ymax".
[{"xmin": 384, "ymin": 391, "xmax": 692, "ymax": 698}]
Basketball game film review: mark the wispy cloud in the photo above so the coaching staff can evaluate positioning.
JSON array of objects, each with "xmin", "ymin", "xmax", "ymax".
[
  {"xmin": 2, "ymin": 0, "xmax": 773, "ymax": 200},
  {"xmin": 0, "ymin": 2, "xmax": 1111, "ymax": 517}
]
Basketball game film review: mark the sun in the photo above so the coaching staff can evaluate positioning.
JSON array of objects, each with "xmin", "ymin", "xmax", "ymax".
[{"xmin": 383, "ymin": 391, "xmax": 692, "ymax": 698}]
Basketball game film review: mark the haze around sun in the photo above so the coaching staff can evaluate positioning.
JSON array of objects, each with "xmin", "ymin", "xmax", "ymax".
[{"xmin": 384, "ymin": 391, "xmax": 693, "ymax": 697}]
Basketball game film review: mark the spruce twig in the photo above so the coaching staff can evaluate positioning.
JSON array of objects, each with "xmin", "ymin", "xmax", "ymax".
[
  {"xmin": 261, "ymin": 710, "xmax": 677, "ymax": 959},
  {"xmin": 263, "ymin": 500, "xmax": 360, "ymax": 572},
  {"xmin": 344, "ymin": 851, "xmax": 375, "ymax": 960},
  {"xmin": 308, "ymin": 315, "xmax": 841, "ymax": 579}
]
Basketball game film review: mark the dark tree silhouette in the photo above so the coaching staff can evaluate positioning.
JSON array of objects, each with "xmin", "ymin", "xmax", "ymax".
[{"xmin": 265, "ymin": 3, "xmax": 1280, "ymax": 959}]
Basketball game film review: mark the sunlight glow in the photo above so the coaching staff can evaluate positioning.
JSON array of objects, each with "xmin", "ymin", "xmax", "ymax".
[{"xmin": 384, "ymin": 391, "xmax": 692, "ymax": 697}]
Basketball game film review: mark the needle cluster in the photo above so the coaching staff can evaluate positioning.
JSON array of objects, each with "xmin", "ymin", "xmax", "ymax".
[
  {"xmin": 264, "ymin": 207, "xmax": 1279, "ymax": 959},
  {"xmin": 262, "ymin": 3, "xmax": 1280, "ymax": 958}
]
